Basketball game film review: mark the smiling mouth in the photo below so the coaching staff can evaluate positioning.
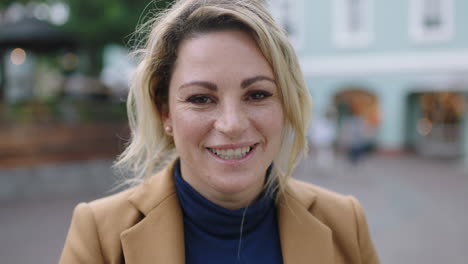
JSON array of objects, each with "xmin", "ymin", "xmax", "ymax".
[{"xmin": 207, "ymin": 144, "xmax": 257, "ymax": 160}]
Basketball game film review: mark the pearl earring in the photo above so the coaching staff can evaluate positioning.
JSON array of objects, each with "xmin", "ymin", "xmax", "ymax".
[{"xmin": 165, "ymin": 126, "xmax": 172, "ymax": 134}]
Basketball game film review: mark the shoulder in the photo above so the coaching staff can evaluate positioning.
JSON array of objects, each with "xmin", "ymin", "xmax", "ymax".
[
  {"xmin": 286, "ymin": 178, "xmax": 355, "ymax": 210},
  {"xmin": 284, "ymin": 179, "xmax": 380, "ymax": 263},
  {"xmin": 79, "ymin": 184, "xmax": 150, "ymax": 241},
  {"xmin": 61, "ymin": 164, "xmax": 179, "ymax": 263},
  {"xmin": 60, "ymin": 186, "xmax": 143, "ymax": 263},
  {"xmin": 85, "ymin": 185, "xmax": 141, "ymax": 221},
  {"xmin": 287, "ymin": 178, "xmax": 364, "ymax": 224}
]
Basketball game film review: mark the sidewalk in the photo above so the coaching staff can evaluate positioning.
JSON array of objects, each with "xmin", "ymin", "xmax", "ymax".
[
  {"xmin": 1, "ymin": 153, "xmax": 467, "ymax": 263},
  {"xmin": 295, "ymin": 153, "xmax": 468, "ymax": 264}
]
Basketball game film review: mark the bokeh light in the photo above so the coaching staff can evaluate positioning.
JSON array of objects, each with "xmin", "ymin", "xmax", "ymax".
[
  {"xmin": 417, "ymin": 117, "xmax": 432, "ymax": 136},
  {"xmin": 49, "ymin": 2, "xmax": 69, "ymax": 25},
  {"xmin": 10, "ymin": 48, "xmax": 27, "ymax": 65},
  {"xmin": 33, "ymin": 3, "xmax": 51, "ymax": 21}
]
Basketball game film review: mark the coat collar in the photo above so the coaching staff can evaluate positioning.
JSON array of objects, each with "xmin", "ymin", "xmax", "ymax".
[
  {"xmin": 277, "ymin": 179, "xmax": 335, "ymax": 264},
  {"xmin": 120, "ymin": 161, "xmax": 185, "ymax": 264},
  {"xmin": 120, "ymin": 162, "xmax": 334, "ymax": 264}
]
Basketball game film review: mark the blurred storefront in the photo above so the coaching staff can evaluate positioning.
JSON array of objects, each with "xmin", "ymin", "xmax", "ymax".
[
  {"xmin": 272, "ymin": 0, "xmax": 468, "ymax": 160},
  {"xmin": 0, "ymin": 17, "xmax": 129, "ymax": 167},
  {"xmin": 406, "ymin": 90, "xmax": 467, "ymax": 158}
]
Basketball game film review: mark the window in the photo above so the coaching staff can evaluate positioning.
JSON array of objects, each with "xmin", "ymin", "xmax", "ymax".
[
  {"xmin": 409, "ymin": 0, "xmax": 454, "ymax": 43},
  {"xmin": 267, "ymin": 0, "xmax": 305, "ymax": 50},
  {"xmin": 333, "ymin": 0, "xmax": 374, "ymax": 48}
]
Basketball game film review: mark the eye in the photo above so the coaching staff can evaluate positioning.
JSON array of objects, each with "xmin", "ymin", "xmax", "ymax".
[
  {"xmin": 187, "ymin": 94, "xmax": 214, "ymax": 104},
  {"xmin": 246, "ymin": 90, "xmax": 273, "ymax": 101}
]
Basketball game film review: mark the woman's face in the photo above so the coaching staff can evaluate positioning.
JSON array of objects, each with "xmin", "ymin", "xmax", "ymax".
[{"xmin": 164, "ymin": 30, "xmax": 284, "ymax": 208}]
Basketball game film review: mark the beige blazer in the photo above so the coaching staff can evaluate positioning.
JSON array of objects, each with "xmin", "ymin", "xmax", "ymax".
[{"xmin": 59, "ymin": 163, "xmax": 380, "ymax": 264}]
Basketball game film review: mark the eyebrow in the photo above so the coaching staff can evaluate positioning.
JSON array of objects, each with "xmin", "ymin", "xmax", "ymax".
[
  {"xmin": 241, "ymin": 75, "xmax": 275, "ymax": 89},
  {"xmin": 179, "ymin": 81, "xmax": 218, "ymax": 91},
  {"xmin": 178, "ymin": 75, "xmax": 275, "ymax": 91}
]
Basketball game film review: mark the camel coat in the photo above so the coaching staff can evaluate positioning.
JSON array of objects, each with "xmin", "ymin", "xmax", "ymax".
[{"xmin": 59, "ymin": 163, "xmax": 380, "ymax": 264}]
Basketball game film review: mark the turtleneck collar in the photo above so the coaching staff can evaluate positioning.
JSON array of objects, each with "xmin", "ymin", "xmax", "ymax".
[{"xmin": 174, "ymin": 160, "xmax": 275, "ymax": 239}]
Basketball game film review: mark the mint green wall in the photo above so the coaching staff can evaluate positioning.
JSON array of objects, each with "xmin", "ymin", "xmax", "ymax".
[
  {"xmin": 463, "ymin": 94, "xmax": 468, "ymax": 157},
  {"xmin": 300, "ymin": 0, "xmax": 468, "ymax": 155},
  {"xmin": 404, "ymin": 94, "xmax": 421, "ymax": 148},
  {"xmin": 300, "ymin": 0, "xmax": 468, "ymax": 57},
  {"xmin": 301, "ymin": 1, "xmax": 331, "ymax": 56}
]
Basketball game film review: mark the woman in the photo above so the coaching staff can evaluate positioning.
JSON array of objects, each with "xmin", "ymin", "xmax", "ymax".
[{"xmin": 60, "ymin": 0, "xmax": 380, "ymax": 263}]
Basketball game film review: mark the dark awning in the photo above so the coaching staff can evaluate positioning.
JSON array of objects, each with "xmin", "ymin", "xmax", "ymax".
[{"xmin": 0, "ymin": 18, "xmax": 76, "ymax": 52}]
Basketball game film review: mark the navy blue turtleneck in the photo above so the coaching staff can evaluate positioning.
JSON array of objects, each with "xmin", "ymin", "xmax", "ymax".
[{"xmin": 174, "ymin": 160, "xmax": 283, "ymax": 264}]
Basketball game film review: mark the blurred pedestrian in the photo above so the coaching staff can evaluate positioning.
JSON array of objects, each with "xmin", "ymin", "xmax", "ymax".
[
  {"xmin": 309, "ymin": 107, "xmax": 337, "ymax": 169},
  {"xmin": 341, "ymin": 113, "xmax": 376, "ymax": 165},
  {"xmin": 59, "ymin": 1, "xmax": 379, "ymax": 263}
]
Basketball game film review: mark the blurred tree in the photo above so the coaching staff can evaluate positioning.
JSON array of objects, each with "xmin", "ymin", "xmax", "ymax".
[{"xmin": 0, "ymin": 0, "xmax": 174, "ymax": 75}]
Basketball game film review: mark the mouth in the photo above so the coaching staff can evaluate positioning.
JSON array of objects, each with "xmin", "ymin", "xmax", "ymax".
[{"xmin": 207, "ymin": 144, "xmax": 258, "ymax": 160}]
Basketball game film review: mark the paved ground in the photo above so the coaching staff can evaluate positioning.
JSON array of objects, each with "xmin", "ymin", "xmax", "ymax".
[
  {"xmin": 297, "ymin": 153, "xmax": 468, "ymax": 264},
  {"xmin": 1, "ymin": 153, "xmax": 467, "ymax": 263}
]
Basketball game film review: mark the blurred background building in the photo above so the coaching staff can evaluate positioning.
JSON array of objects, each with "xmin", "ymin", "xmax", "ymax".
[
  {"xmin": 2, "ymin": 0, "xmax": 466, "ymax": 170},
  {"xmin": 269, "ymin": 0, "xmax": 468, "ymax": 160},
  {"xmin": 0, "ymin": 0, "xmax": 173, "ymax": 168}
]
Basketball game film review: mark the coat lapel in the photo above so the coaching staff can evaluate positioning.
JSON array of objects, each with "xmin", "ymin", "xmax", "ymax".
[
  {"xmin": 278, "ymin": 179, "xmax": 335, "ymax": 264},
  {"xmin": 120, "ymin": 162, "xmax": 185, "ymax": 264},
  {"xmin": 119, "ymin": 162, "xmax": 334, "ymax": 264}
]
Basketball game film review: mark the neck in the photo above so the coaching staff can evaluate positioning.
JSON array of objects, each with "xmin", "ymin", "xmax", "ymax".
[
  {"xmin": 180, "ymin": 163, "xmax": 265, "ymax": 210},
  {"xmin": 202, "ymin": 187, "xmax": 263, "ymax": 210}
]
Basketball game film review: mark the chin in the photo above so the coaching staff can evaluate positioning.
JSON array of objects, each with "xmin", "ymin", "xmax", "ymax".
[{"xmin": 209, "ymin": 172, "xmax": 263, "ymax": 196}]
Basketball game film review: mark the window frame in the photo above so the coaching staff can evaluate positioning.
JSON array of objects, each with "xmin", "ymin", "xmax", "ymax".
[
  {"xmin": 332, "ymin": 0, "xmax": 374, "ymax": 48},
  {"xmin": 267, "ymin": 0, "xmax": 305, "ymax": 51},
  {"xmin": 409, "ymin": 0, "xmax": 454, "ymax": 43}
]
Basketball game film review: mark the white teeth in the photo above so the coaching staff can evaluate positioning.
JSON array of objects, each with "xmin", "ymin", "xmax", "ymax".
[{"xmin": 209, "ymin": 146, "xmax": 252, "ymax": 160}]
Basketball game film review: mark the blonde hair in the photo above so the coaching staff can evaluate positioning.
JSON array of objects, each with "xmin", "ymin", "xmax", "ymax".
[{"xmin": 115, "ymin": 0, "xmax": 312, "ymax": 196}]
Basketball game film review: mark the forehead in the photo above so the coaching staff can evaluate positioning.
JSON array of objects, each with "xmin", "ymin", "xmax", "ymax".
[{"xmin": 172, "ymin": 30, "xmax": 275, "ymax": 82}]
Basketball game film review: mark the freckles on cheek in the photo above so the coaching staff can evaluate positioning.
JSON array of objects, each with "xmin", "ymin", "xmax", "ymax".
[
  {"xmin": 253, "ymin": 105, "xmax": 284, "ymax": 127},
  {"xmin": 172, "ymin": 107, "xmax": 212, "ymax": 136}
]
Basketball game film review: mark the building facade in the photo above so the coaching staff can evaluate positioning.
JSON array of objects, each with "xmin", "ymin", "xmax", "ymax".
[{"xmin": 269, "ymin": 0, "xmax": 468, "ymax": 158}]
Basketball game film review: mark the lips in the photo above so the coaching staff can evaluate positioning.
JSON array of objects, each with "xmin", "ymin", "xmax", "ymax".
[{"xmin": 207, "ymin": 144, "xmax": 257, "ymax": 160}]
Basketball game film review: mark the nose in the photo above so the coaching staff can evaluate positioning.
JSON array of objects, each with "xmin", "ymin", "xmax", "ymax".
[{"xmin": 214, "ymin": 102, "xmax": 249, "ymax": 139}]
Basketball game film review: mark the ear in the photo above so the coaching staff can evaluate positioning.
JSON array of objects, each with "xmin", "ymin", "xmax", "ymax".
[{"xmin": 160, "ymin": 104, "xmax": 173, "ymax": 136}]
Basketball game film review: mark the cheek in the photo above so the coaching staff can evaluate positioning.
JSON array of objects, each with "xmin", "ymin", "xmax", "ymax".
[
  {"xmin": 250, "ymin": 103, "xmax": 284, "ymax": 137},
  {"xmin": 171, "ymin": 106, "xmax": 212, "ymax": 142}
]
